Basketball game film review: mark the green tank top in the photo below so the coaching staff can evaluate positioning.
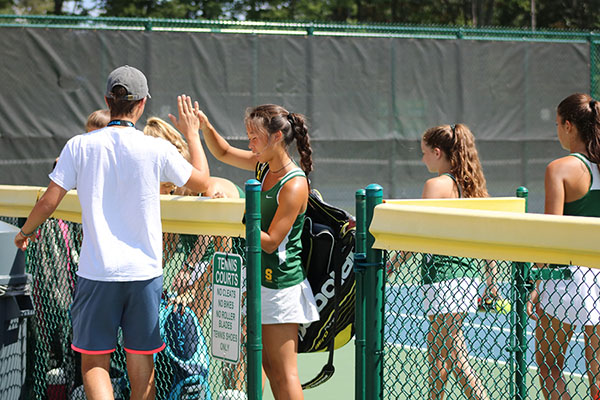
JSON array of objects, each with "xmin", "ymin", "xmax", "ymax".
[
  {"xmin": 421, "ymin": 254, "xmax": 478, "ymax": 284},
  {"xmin": 421, "ymin": 172, "xmax": 478, "ymax": 284},
  {"xmin": 235, "ymin": 183, "xmax": 245, "ymax": 199},
  {"xmin": 257, "ymin": 163, "xmax": 307, "ymax": 289},
  {"xmin": 563, "ymin": 153, "xmax": 600, "ymax": 217},
  {"xmin": 548, "ymin": 153, "xmax": 600, "ymax": 270}
]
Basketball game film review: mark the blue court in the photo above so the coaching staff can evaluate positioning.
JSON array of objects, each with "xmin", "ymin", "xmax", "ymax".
[{"xmin": 385, "ymin": 283, "xmax": 590, "ymax": 384}]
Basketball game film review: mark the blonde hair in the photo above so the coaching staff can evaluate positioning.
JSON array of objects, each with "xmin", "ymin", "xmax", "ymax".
[
  {"xmin": 422, "ymin": 123, "xmax": 488, "ymax": 198},
  {"xmin": 143, "ymin": 117, "xmax": 194, "ymax": 196},
  {"xmin": 143, "ymin": 117, "xmax": 191, "ymax": 161},
  {"xmin": 85, "ymin": 109, "xmax": 110, "ymax": 132}
]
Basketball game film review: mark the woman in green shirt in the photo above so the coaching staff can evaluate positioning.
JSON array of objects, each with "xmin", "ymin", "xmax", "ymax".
[
  {"xmin": 420, "ymin": 123, "xmax": 493, "ymax": 400},
  {"xmin": 199, "ymin": 104, "xmax": 318, "ymax": 400},
  {"xmin": 529, "ymin": 93, "xmax": 600, "ymax": 400}
]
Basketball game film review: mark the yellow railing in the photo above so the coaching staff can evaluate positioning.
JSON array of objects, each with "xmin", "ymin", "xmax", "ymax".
[
  {"xmin": 0, "ymin": 184, "xmax": 245, "ymax": 237},
  {"xmin": 370, "ymin": 197, "xmax": 600, "ymax": 268}
]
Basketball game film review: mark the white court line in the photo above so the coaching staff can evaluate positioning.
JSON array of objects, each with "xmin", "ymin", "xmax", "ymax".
[
  {"xmin": 389, "ymin": 343, "xmax": 585, "ymax": 379},
  {"xmin": 386, "ymin": 309, "xmax": 586, "ymax": 345}
]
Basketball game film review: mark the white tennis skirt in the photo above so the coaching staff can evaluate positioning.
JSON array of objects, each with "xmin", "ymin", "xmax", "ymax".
[
  {"xmin": 539, "ymin": 266, "xmax": 600, "ymax": 326},
  {"xmin": 421, "ymin": 277, "xmax": 479, "ymax": 316},
  {"xmin": 261, "ymin": 279, "xmax": 320, "ymax": 325}
]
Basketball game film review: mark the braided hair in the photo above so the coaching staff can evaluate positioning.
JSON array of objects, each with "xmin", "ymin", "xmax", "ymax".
[{"xmin": 244, "ymin": 104, "xmax": 313, "ymax": 176}]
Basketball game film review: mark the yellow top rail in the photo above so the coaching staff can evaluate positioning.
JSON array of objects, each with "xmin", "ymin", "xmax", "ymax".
[
  {"xmin": 384, "ymin": 197, "xmax": 526, "ymax": 213},
  {"xmin": 371, "ymin": 200, "xmax": 600, "ymax": 268},
  {"xmin": 0, "ymin": 185, "xmax": 245, "ymax": 237}
]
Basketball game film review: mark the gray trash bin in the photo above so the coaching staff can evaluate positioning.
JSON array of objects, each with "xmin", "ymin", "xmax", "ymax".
[
  {"xmin": 0, "ymin": 221, "xmax": 29, "ymax": 286},
  {"xmin": 0, "ymin": 221, "xmax": 34, "ymax": 400}
]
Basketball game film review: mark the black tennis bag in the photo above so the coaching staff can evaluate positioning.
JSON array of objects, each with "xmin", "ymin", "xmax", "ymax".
[
  {"xmin": 254, "ymin": 163, "xmax": 356, "ymax": 388},
  {"xmin": 298, "ymin": 189, "xmax": 356, "ymax": 389}
]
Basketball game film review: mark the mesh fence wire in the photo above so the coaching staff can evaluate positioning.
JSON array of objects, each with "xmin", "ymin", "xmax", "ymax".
[
  {"xmin": 8, "ymin": 217, "xmax": 247, "ymax": 400},
  {"xmin": 3, "ymin": 213, "xmax": 600, "ymax": 399},
  {"xmin": 383, "ymin": 250, "xmax": 600, "ymax": 400}
]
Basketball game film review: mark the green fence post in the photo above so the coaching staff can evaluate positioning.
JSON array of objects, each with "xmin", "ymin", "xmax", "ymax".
[
  {"xmin": 354, "ymin": 189, "xmax": 367, "ymax": 400},
  {"xmin": 516, "ymin": 186, "xmax": 528, "ymax": 212},
  {"xmin": 245, "ymin": 179, "xmax": 262, "ymax": 400},
  {"xmin": 365, "ymin": 184, "xmax": 384, "ymax": 400},
  {"xmin": 512, "ymin": 186, "xmax": 529, "ymax": 400}
]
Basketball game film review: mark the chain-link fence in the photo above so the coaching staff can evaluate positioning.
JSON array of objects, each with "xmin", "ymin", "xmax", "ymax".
[
  {"xmin": 384, "ymin": 253, "xmax": 600, "ymax": 400},
  {"xmin": 357, "ymin": 187, "xmax": 600, "ymax": 400},
  {"xmin": 384, "ymin": 251, "xmax": 600, "ymax": 399},
  {"xmin": 5, "ymin": 216, "xmax": 248, "ymax": 399},
  {"xmin": 384, "ymin": 253, "xmax": 515, "ymax": 399}
]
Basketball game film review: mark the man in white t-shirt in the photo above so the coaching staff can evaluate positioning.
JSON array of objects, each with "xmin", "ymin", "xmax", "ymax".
[{"xmin": 14, "ymin": 65, "xmax": 210, "ymax": 399}]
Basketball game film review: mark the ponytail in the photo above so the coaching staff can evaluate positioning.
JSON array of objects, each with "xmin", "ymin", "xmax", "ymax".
[
  {"xmin": 451, "ymin": 124, "xmax": 488, "ymax": 198},
  {"xmin": 288, "ymin": 113, "xmax": 313, "ymax": 176},
  {"xmin": 557, "ymin": 93, "xmax": 600, "ymax": 164},
  {"xmin": 588, "ymin": 100, "xmax": 600, "ymax": 164},
  {"xmin": 422, "ymin": 123, "xmax": 488, "ymax": 198}
]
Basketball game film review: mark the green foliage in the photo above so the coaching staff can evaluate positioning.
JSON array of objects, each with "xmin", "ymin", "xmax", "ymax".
[
  {"xmin": 6, "ymin": 0, "xmax": 600, "ymax": 31},
  {"xmin": 536, "ymin": 0, "xmax": 600, "ymax": 30},
  {"xmin": 0, "ymin": 0, "xmax": 12, "ymax": 14},
  {"xmin": 6, "ymin": 0, "xmax": 54, "ymax": 14},
  {"xmin": 101, "ymin": 0, "xmax": 211, "ymax": 18}
]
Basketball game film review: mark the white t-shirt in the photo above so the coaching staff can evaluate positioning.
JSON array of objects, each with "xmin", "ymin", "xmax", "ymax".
[{"xmin": 49, "ymin": 126, "xmax": 193, "ymax": 282}]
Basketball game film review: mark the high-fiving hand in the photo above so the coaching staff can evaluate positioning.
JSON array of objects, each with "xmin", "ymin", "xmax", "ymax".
[{"xmin": 169, "ymin": 95, "xmax": 200, "ymax": 139}]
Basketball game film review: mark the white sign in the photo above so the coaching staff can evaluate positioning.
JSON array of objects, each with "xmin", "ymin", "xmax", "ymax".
[{"xmin": 211, "ymin": 252, "xmax": 242, "ymax": 364}]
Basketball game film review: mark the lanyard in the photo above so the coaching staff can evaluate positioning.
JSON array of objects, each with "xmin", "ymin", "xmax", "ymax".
[{"xmin": 107, "ymin": 120, "xmax": 134, "ymax": 128}]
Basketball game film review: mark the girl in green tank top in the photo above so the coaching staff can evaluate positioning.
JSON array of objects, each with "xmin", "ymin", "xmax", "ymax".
[
  {"xmin": 419, "ymin": 123, "xmax": 494, "ymax": 400},
  {"xmin": 531, "ymin": 93, "xmax": 600, "ymax": 400},
  {"xmin": 257, "ymin": 163, "xmax": 307, "ymax": 289},
  {"xmin": 198, "ymin": 104, "xmax": 316, "ymax": 400}
]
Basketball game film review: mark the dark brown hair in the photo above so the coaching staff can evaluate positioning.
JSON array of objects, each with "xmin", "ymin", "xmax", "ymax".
[
  {"xmin": 557, "ymin": 93, "xmax": 600, "ymax": 164},
  {"xmin": 422, "ymin": 123, "xmax": 488, "ymax": 198},
  {"xmin": 105, "ymin": 86, "xmax": 143, "ymax": 118},
  {"xmin": 244, "ymin": 104, "xmax": 313, "ymax": 176}
]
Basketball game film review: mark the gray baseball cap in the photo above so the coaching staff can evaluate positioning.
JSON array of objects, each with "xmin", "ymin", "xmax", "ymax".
[{"xmin": 105, "ymin": 65, "xmax": 151, "ymax": 100}]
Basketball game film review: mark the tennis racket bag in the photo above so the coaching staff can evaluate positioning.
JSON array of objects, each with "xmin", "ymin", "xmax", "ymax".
[
  {"xmin": 254, "ymin": 163, "xmax": 356, "ymax": 389},
  {"xmin": 298, "ymin": 189, "xmax": 356, "ymax": 389}
]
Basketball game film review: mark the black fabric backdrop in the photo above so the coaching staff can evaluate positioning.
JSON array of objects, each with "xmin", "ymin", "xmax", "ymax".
[{"xmin": 0, "ymin": 27, "xmax": 589, "ymax": 211}]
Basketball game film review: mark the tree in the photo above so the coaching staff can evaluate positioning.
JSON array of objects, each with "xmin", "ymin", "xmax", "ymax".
[
  {"xmin": 536, "ymin": 0, "xmax": 600, "ymax": 30},
  {"xmin": 7, "ymin": 0, "xmax": 600, "ymax": 32},
  {"xmin": 7, "ymin": 0, "xmax": 54, "ymax": 14}
]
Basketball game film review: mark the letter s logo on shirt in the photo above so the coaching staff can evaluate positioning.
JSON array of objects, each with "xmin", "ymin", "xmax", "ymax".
[{"xmin": 265, "ymin": 268, "xmax": 273, "ymax": 281}]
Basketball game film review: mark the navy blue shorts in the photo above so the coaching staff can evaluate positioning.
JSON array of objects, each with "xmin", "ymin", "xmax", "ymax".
[{"xmin": 71, "ymin": 276, "xmax": 165, "ymax": 355}]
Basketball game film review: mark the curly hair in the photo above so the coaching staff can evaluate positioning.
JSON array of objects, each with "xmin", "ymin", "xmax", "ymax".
[{"xmin": 422, "ymin": 123, "xmax": 488, "ymax": 198}]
